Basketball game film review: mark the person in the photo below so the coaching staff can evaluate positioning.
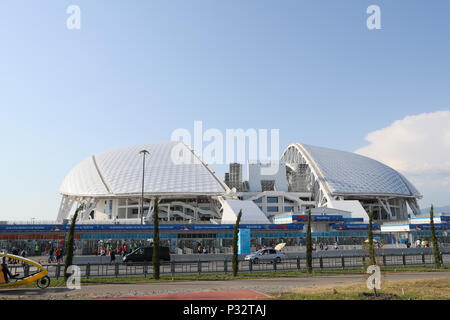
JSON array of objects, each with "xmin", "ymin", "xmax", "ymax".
[
  {"xmin": 334, "ymin": 242, "xmax": 339, "ymax": 250},
  {"xmin": 0, "ymin": 257, "xmax": 18, "ymax": 283},
  {"xmin": 324, "ymin": 244, "xmax": 328, "ymax": 251},
  {"xmin": 110, "ymin": 249, "xmax": 116, "ymax": 264},
  {"xmin": 416, "ymin": 239, "xmax": 421, "ymax": 248},
  {"xmin": 421, "ymin": 239, "xmax": 426, "ymax": 248},
  {"xmin": 319, "ymin": 243, "xmax": 324, "ymax": 251},
  {"xmin": 55, "ymin": 247, "xmax": 62, "ymax": 263},
  {"xmin": 48, "ymin": 247, "xmax": 54, "ymax": 263}
]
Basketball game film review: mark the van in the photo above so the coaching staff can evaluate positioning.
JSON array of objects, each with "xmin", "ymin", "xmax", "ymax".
[{"xmin": 122, "ymin": 246, "xmax": 171, "ymax": 263}]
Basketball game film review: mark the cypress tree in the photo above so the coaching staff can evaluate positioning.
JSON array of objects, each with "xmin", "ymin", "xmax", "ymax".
[
  {"xmin": 153, "ymin": 197, "xmax": 160, "ymax": 279},
  {"xmin": 64, "ymin": 203, "xmax": 84, "ymax": 281},
  {"xmin": 430, "ymin": 205, "xmax": 441, "ymax": 269},
  {"xmin": 306, "ymin": 208, "xmax": 312, "ymax": 274},
  {"xmin": 368, "ymin": 206, "xmax": 376, "ymax": 266},
  {"xmin": 232, "ymin": 209, "xmax": 242, "ymax": 277}
]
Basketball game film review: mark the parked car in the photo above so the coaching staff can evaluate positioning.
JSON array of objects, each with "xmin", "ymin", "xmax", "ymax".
[
  {"xmin": 122, "ymin": 246, "xmax": 170, "ymax": 263},
  {"xmin": 244, "ymin": 248, "xmax": 286, "ymax": 264}
]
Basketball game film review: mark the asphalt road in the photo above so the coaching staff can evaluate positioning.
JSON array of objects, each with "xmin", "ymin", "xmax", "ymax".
[{"xmin": 0, "ymin": 270, "xmax": 448, "ymax": 300}]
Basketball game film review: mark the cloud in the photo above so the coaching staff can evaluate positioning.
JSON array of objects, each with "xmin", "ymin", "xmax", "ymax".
[
  {"xmin": 355, "ymin": 110, "xmax": 450, "ymax": 206},
  {"xmin": 356, "ymin": 110, "xmax": 450, "ymax": 174}
]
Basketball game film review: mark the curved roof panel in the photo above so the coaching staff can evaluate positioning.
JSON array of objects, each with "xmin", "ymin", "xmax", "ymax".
[
  {"xmin": 293, "ymin": 143, "xmax": 421, "ymax": 197},
  {"xmin": 59, "ymin": 141, "xmax": 229, "ymax": 197}
]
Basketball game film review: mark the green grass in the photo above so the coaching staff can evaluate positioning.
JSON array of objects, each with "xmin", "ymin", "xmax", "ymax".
[{"xmin": 268, "ymin": 278, "xmax": 450, "ymax": 300}]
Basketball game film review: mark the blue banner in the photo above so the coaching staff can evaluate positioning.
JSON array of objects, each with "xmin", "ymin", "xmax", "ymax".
[
  {"xmin": 0, "ymin": 223, "xmax": 304, "ymax": 232},
  {"xmin": 238, "ymin": 228, "xmax": 251, "ymax": 254}
]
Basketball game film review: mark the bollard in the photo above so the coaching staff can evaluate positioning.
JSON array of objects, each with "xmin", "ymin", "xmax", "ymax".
[
  {"xmin": 86, "ymin": 263, "xmax": 90, "ymax": 279},
  {"xmin": 341, "ymin": 255, "xmax": 345, "ymax": 269},
  {"xmin": 297, "ymin": 257, "xmax": 301, "ymax": 270}
]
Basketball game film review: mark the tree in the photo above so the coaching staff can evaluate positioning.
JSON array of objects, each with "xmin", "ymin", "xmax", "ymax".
[
  {"xmin": 64, "ymin": 203, "xmax": 84, "ymax": 281},
  {"xmin": 306, "ymin": 208, "xmax": 312, "ymax": 274},
  {"xmin": 368, "ymin": 206, "xmax": 376, "ymax": 266},
  {"xmin": 430, "ymin": 205, "xmax": 441, "ymax": 269},
  {"xmin": 232, "ymin": 209, "xmax": 242, "ymax": 277},
  {"xmin": 152, "ymin": 197, "xmax": 161, "ymax": 279}
]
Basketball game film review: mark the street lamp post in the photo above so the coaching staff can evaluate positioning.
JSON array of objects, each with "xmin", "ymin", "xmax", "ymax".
[{"xmin": 139, "ymin": 150, "xmax": 150, "ymax": 225}]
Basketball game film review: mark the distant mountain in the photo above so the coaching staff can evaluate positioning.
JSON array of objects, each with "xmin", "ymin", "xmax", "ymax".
[{"xmin": 420, "ymin": 205, "xmax": 450, "ymax": 214}]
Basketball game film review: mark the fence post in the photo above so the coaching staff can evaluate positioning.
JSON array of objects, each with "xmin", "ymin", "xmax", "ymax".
[
  {"xmin": 249, "ymin": 260, "xmax": 253, "ymax": 272},
  {"xmin": 341, "ymin": 255, "xmax": 345, "ymax": 269},
  {"xmin": 115, "ymin": 263, "xmax": 119, "ymax": 277},
  {"xmin": 296, "ymin": 257, "xmax": 301, "ymax": 270},
  {"xmin": 319, "ymin": 256, "xmax": 323, "ymax": 269},
  {"xmin": 224, "ymin": 259, "xmax": 227, "ymax": 273},
  {"xmin": 273, "ymin": 260, "xmax": 277, "ymax": 271},
  {"xmin": 198, "ymin": 259, "xmax": 202, "ymax": 275},
  {"xmin": 171, "ymin": 261, "xmax": 175, "ymax": 277},
  {"xmin": 24, "ymin": 264, "xmax": 30, "ymax": 278},
  {"xmin": 55, "ymin": 264, "xmax": 60, "ymax": 279},
  {"xmin": 382, "ymin": 254, "xmax": 386, "ymax": 266},
  {"xmin": 422, "ymin": 253, "xmax": 426, "ymax": 265},
  {"xmin": 86, "ymin": 263, "xmax": 90, "ymax": 279},
  {"xmin": 440, "ymin": 252, "xmax": 443, "ymax": 265},
  {"xmin": 402, "ymin": 252, "xmax": 406, "ymax": 266},
  {"xmin": 362, "ymin": 255, "xmax": 366, "ymax": 265},
  {"xmin": 144, "ymin": 262, "xmax": 148, "ymax": 277}
]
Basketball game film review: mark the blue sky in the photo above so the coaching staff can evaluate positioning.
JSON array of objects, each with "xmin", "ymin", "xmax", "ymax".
[{"xmin": 0, "ymin": 1, "xmax": 449, "ymax": 220}]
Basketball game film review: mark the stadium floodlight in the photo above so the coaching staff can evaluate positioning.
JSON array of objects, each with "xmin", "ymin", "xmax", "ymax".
[{"xmin": 139, "ymin": 149, "xmax": 150, "ymax": 225}]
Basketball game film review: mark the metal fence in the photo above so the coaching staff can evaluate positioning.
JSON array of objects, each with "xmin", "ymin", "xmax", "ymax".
[{"xmin": 8, "ymin": 251, "xmax": 447, "ymax": 280}]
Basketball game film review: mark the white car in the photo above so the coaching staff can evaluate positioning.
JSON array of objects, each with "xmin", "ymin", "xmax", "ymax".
[{"xmin": 244, "ymin": 248, "xmax": 286, "ymax": 264}]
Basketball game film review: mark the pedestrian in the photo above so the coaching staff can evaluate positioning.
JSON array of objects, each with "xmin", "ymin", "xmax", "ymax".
[
  {"xmin": 324, "ymin": 244, "xmax": 328, "ymax": 251},
  {"xmin": 48, "ymin": 247, "xmax": 54, "ymax": 263},
  {"xmin": 334, "ymin": 242, "xmax": 339, "ymax": 250},
  {"xmin": 110, "ymin": 249, "xmax": 116, "ymax": 264},
  {"xmin": 55, "ymin": 247, "xmax": 62, "ymax": 263}
]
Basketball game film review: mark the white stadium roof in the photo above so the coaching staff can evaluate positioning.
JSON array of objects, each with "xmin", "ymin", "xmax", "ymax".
[
  {"xmin": 283, "ymin": 143, "xmax": 421, "ymax": 198},
  {"xmin": 59, "ymin": 141, "xmax": 229, "ymax": 197}
]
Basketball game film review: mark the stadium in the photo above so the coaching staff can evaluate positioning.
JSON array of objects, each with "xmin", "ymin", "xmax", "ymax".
[
  {"xmin": 1, "ymin": 140, "xmax": 449, "ymax": 255},
  {"xmin": 57, "ymin": 140, "xmax": 422, "ymax": 226}
]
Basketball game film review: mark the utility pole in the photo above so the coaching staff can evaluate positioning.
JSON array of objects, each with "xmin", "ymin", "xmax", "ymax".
[{"xmin": 139, "ymin": 149, "xmax": 150, "ymax": 225}]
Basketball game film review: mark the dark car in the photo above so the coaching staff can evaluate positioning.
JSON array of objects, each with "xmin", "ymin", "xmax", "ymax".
[{"xmin": 122, "ymin": 246, "xmax": 170, "ymax": 263}]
